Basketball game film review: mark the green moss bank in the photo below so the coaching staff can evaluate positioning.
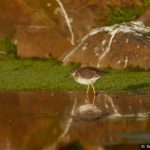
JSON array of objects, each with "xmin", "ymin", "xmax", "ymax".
[{"xmin": 0, "ymin": 56, "xmax": 150, "ymax": 92}]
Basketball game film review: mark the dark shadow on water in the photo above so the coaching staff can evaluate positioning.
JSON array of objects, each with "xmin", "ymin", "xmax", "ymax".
[{"xmin": 58, "ymin": 141, "xmax": 84, "ymax": 150}]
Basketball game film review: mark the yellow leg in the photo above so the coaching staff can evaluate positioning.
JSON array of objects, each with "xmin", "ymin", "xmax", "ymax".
[
  {"xmin": 86, "ymin": 84, "xmax": 90, "ymax": 95},
  {"xmin": 91, "ymin": 84, "xmax": 96, "ymax": 95}
]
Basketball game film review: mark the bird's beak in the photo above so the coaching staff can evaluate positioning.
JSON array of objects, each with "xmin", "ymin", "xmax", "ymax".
[{"xmin": 64, "ymin": 74, "xmax": 70, "ymax": 78}]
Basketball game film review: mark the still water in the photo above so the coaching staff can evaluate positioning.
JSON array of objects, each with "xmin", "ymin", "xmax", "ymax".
[{"xmin": 0, "ymin": 91, "xmax": 150, "ymax": 150}]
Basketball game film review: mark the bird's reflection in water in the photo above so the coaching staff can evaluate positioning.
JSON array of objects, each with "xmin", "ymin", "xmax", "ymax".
[
  {"xmin": 58, "ymin": 94, "xmax": 108, "ymax": 145},
  {"xmin": 73, "ymin": 94, "xmax": 107, "ymax": 121},
  {"xmin": 85, "ymin": 94, "xmax": 96, "ymax": 104},
  {"xmin": 48, "ymin": 94, "xmax": 107, "ymax": 150},
  {"xmin": 44, "ymin": 92, "xmax": 150, "ymax": 150}
]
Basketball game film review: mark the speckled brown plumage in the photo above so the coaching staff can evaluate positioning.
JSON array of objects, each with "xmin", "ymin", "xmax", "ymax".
[{"xmin": 71, "ymin": 67, "xmax": 107, "ymax": 79}]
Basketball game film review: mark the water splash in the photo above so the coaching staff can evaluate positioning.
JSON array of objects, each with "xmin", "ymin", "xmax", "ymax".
[
  {"xmin": 55, "ymin": 0, "xmax": 75, "ymax": 45},
  {"xmin": 62, "ymin": 21, "xmax": 150, "ymax": 65}
]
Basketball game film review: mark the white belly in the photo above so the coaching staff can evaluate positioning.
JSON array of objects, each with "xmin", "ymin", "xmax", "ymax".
[{"xmin": 76, "ymin": 77, "xmax": 100, "ymax": 85}]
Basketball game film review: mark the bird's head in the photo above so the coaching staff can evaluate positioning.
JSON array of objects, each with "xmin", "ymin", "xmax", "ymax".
[
  {"xmin": 64, "ymin": 68, "xmax": 79, "ymax": 78},
  {"xmin": 70, "ymin": 68, "xmax": 79, "ymax": 76}
]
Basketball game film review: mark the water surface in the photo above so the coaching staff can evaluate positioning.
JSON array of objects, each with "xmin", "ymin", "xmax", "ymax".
[{"xmin": 0, "ymin": 91, "xmax": 150, "ymax": 150}]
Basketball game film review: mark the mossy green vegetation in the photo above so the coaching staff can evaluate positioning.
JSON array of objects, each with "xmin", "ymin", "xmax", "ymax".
[
  {"xmin": 107, "ymin": 7, "xmax": 143, "ymax": 25},
  {"xmin": 0, "ymin": 56, "xmax": 150, "ymax": 92},
  {"xmin": 107, "ymin": 1, "xmax": 150, "ymax": 25},
  {"xmin": 0, "ymin": 37, "xmax": 16, "ymax": 55}
]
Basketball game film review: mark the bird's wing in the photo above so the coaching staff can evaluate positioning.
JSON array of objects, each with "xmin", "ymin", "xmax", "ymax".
[
  {"xmin": 78, "ymin": 67, "xmax": 99, "ymax": 78},
  {"xmin": 79, "ymin": 67, "xmax": 108, "ymax": 78}
]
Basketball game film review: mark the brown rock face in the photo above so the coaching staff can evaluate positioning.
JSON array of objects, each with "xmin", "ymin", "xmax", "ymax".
[
  {"xmin": 0, "ymin": 0, "xmax": 150, "ymax": 69},
  {"xmin": 0, "ymin": 0, "xmax": 147, "ymax": 58},
  {"xmin": 0, "ymin": 0, "xmax": 49, "ymax": 38},
  {"xmin": 62, "ymin": 21, "xmax": 150, "ymax": 70},
  {"xmin": 138, "ymin": 9, "xmax": 150, "ymax": 26},
  {"xmin": 16, "ymin": 25, "xmax": 72, "ymax": 58}
]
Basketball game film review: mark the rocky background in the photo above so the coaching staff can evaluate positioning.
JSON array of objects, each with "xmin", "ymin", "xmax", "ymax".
[{"xmin": 0, "ymin": 0, "xmax": 150, "ymax": 69}]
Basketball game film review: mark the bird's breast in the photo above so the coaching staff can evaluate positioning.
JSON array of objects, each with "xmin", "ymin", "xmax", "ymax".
[{"xmin": 75, "ymin": 76, "xmax": 100, "ymax": 85}]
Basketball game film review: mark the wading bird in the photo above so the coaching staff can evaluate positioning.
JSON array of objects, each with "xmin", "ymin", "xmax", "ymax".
[{"xmin": 66, "ymin": 67, "xmax": 108, "ymax": 95}]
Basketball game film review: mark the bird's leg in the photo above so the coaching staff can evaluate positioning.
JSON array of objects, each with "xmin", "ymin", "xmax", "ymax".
[
  {"xmin": 86, "ymin": 84, "xmax": 90, "ymax": 95},
  {"xmin": 91, "ymin": 84, "xmax": 96, "ymax": 95}
]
